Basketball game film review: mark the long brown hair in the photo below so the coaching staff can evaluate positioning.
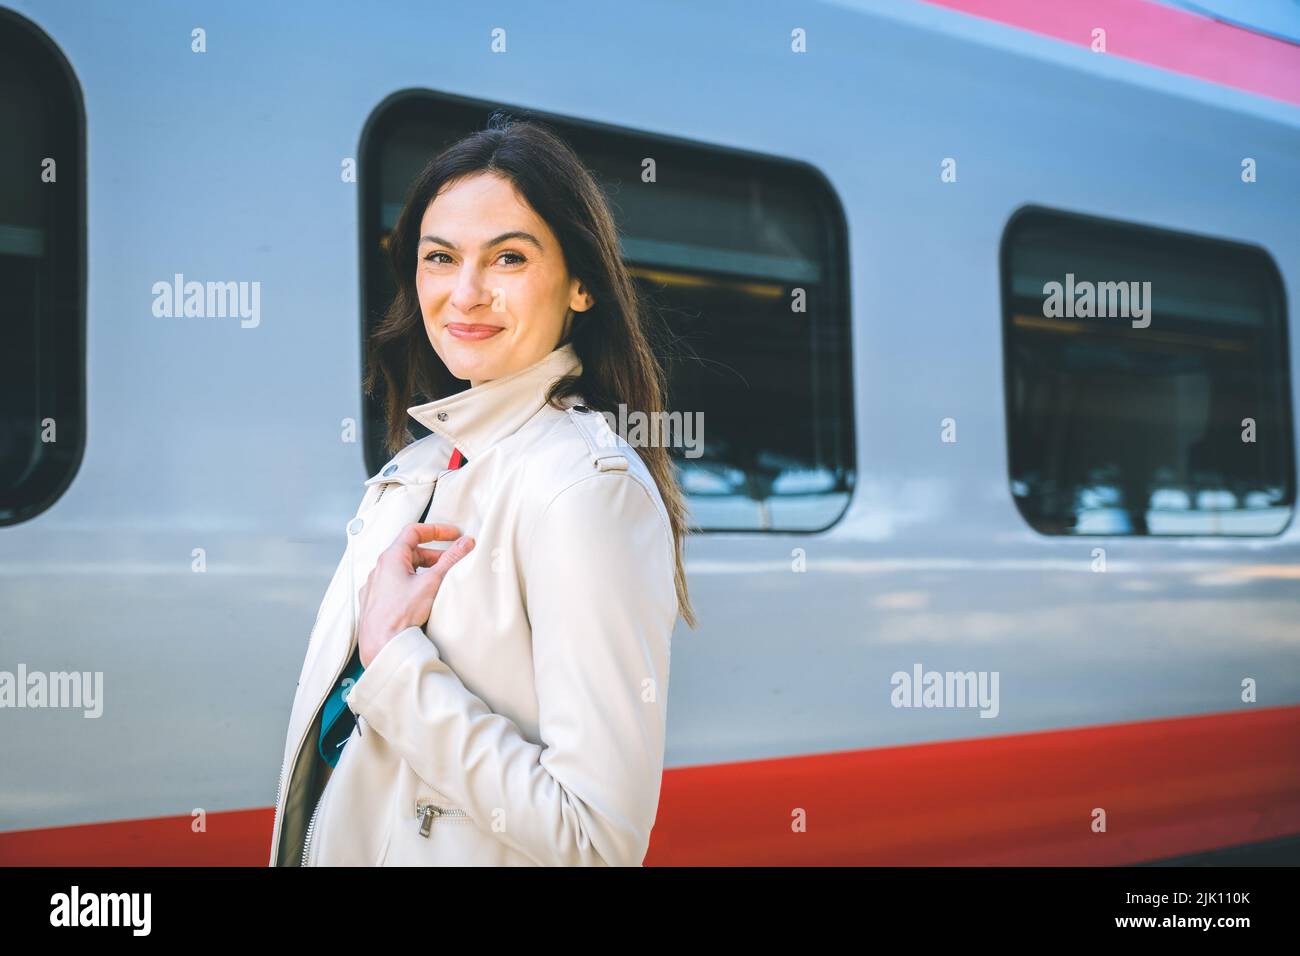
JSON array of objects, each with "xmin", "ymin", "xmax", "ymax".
[{"xmin": 364, "ymin": 111, "xmax": 696, "ymax": 629}]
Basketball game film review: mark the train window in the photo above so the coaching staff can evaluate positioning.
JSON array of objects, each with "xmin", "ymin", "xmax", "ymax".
[
  {"xmin": 1001, "ymin": 207, "xmax": 1294, "ymax": 535},
  {"xmin": 0, "ymin": 11, "xmax": 85, "ymax": 527},
  {"xmin": 360, "ymin": 94, "xmax": 854, "ymax": 532}
]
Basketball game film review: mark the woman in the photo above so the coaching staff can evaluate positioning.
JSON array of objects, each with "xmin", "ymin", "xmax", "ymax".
[{"xmin": 268, "ymin": 113, "xmax": 696, "ymax": 866}]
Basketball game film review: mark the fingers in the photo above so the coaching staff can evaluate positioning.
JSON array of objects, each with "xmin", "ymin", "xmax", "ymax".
[
  {"xmin": 411, "ymin": 541, "xmax": 454, "ymax": 569},
  {"xmin": 416, "ymin": 536, "xmax": 475, "ymax": 590},
  {"xmin": 401, "ymin": 523, "xmax": 463, "ymax": 547},
  {"xmin": 386, "ymin": 523, "xmax": 463, "ymax": 565}
]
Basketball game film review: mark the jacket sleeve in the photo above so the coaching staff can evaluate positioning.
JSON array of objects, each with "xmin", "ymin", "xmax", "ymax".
[{"xmin": 344, "ymin": 471, "xmax": 678, "ymax": 866}]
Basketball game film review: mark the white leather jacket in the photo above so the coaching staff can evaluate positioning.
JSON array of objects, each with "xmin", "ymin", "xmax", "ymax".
[{"xmin": 268, "ymin": 342, "xmax": 678, "ymax": 866}]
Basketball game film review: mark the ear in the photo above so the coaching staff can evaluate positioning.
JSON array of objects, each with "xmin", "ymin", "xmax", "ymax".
[{"xmin": 569, "ymin": 279, "xmax": 595, "ymax": 313}]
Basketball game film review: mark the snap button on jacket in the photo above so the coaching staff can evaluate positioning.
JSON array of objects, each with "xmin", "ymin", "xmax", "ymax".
[{"xmin": 268, "ymin": 342, "xmax": 678, "ymax": 866}]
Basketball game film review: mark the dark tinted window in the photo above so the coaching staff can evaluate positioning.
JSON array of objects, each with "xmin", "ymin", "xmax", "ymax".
[
  {"xmin": 1001, "ymin": 207, "xmax": 1294, "ymax": 535},
  {"xmin": 361, "ymin": 94, "xmax": 854, "ymax": 531},
  {"xmin": 0, "ymin": 10, "xmax": 85, "ymax": 526}
]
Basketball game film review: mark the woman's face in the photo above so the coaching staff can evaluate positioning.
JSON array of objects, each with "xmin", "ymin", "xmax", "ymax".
[{"xmin": 415, "ymin": 172, "xmax": 594, "ymax": 387}]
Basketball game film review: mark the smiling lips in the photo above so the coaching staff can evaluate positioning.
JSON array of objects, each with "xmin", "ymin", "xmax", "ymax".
[{"xmin": 446, "ymin": 323, "xmax": 504, "ymax": 341}]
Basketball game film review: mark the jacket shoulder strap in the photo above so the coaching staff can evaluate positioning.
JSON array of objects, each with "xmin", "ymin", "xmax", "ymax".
[{"xmin": 564, "ymin": 404, "xmax": 629, "ymax": 473}]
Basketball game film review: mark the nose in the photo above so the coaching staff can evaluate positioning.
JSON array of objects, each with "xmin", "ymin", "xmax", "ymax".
[{"xmin": 448, "ymin": 262, "xmax": 492, "ymax": 315}]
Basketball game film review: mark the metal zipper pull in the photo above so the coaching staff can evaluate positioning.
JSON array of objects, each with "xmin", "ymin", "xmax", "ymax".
[
  {"xmin": 416, "ymin": 800, "xmax": 469, "ymax": 836},
  {"xmin": 417, "ymin": 803, "xmax": 438, "ymax": 837}
]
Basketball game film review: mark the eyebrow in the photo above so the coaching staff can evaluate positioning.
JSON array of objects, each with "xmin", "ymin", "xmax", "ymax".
[{"xmin": 418, "ymin": 231, "xmax": 543, "ymax": 252}]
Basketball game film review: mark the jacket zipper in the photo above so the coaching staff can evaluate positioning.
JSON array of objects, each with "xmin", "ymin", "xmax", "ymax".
[
  {"xmin": 270, "ymin": 595, "xmax": 335, "ymax": 864},
  {"xmin": 302, "ymin": 791, "xmax": 325, "ymax": 866},
  {"xmin": 275, "ymin": 475, "xmax": 443, "ymax": 865},
  {"xmin": 270, "ymin": 757, "xmax": 286, "ymax": 854},
  {"xmin": 272, "ymin": 630, "xmax": 358, "ymax": 864},
  {"xmin": 416, "ymin": 801, "xmax": 470, "ymax": 836}
]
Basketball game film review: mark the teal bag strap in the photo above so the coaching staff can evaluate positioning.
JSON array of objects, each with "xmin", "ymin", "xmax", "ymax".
[{"xmin": 318, "ymin": 647, "xmax": 364, "ymax": 768}]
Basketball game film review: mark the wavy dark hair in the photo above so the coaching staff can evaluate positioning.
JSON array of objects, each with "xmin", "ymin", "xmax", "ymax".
[{"xmin": 364, "ymin": 111, "xmax": 696, "ymax": 629}]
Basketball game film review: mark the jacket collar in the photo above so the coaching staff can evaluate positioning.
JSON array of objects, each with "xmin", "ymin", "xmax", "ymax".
[{"xmin": 406, "ymin": 341, "xmax": 583, "ymax": 462}]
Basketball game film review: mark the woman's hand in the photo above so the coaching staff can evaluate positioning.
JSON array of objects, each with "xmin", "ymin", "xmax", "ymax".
[{"xmin": 356, "ymin": 523, "xmax": 475, "ymax": 668}]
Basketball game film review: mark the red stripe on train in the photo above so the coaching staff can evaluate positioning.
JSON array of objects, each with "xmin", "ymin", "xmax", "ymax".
[
  {"xmin": 918, "ymin": 0, "xmax": 1300, "ymax": 108},
  {"xmin": 652, "ymin": 704, "xmax": 1300, "ymax": 865},
  {"xmin": 1, "ymin": 705, "xmax": 1296, "ymax": 865}
]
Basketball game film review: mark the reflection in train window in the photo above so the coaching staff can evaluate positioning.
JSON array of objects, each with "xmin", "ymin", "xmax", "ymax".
[
  {"xmin": 0, "ymin": 11, "xmax": 85, "ymax": 526},
  {"xmin": 360, "ymin": 94, "xmax": 854, "ymax": 532},
  {"xmin": 1001, "ymin": 207, "xmax": 1294, "ymax": 536}
]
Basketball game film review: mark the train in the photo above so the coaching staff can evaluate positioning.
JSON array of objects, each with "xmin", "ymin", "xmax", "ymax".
[{"xmin": 1, "ymin": 0, "xmax": 1298, "ymax": 865}]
